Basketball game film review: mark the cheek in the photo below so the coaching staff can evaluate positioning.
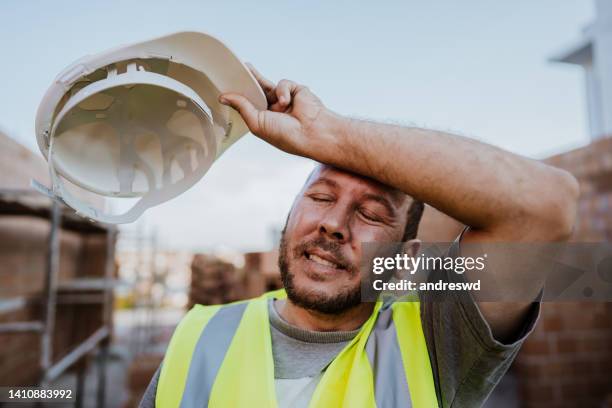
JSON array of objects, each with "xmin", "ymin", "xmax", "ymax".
[
  {"xmin": 346, "ymin": 224, "xmax": 399, "ymax": 265},
  {"xmin": 350, "ymin": 223, "xmax": 401, "ymax": 245},
  {"xmin": 287, "ymin": 203, "xmax": 323, "ymax": 237}
]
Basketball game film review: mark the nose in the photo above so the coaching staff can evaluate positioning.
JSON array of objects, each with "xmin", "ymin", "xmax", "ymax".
[{"xmin": 318, "ymin": 205, "xmax": 350, "ymax": 243}]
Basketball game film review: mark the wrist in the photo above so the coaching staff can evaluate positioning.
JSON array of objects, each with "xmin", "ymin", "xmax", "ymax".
[{"xmin": 302, "ymin": 108, "xmax": 349, "ymax": 165}]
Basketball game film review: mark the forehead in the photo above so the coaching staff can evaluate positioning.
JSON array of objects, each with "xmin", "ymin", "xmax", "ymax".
[{"xmin": 304, "ymin": 165, "xmax": 409, "ymax": 208}]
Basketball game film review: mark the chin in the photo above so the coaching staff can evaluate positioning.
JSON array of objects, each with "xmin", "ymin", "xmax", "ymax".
[
  {"xmin": 279, "ymin": 240, "xmax": 362, "ymax": 314},
  {"xmin": 295, "ymin": 276, "xmax": 347, "ymax": 298}
]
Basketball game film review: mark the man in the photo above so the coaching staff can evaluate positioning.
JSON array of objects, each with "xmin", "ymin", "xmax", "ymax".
[{"xmin": 142, "ymin": 67, "xmax": 578, "ymax": 407}]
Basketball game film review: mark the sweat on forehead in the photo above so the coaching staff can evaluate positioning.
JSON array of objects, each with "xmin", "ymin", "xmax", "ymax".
[{"xmin": 303, "ymin": 164, "xmax": 410, "ymax": 207}]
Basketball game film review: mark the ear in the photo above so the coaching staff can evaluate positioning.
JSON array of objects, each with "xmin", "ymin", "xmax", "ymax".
[
  {"xmin": 391, "ymin": 239, "xmax": 422, "ymax": 280},
  {"xmin": 402, "ymin": 239, "xmax": 421, "ymax": 257}
]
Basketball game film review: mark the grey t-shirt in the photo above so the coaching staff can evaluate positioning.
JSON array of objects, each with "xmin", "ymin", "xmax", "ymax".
[
  {"xmin": 268, "ymin": 299, "xmax": 359, "ymax": 379},
  {"xmin": 268, "ymin": 300, "xmax": 358, "ymax": 407},
  {"xmin": 140, "ymin": 290, "xmax": 538, "ymax": 407}
]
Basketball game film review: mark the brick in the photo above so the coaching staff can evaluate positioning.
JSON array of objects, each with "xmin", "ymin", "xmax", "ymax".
[
  {"xmin": 570, "ymin": 360, "xmax": 595, "ymax": 379},
  {"xmin": 542, "ymin": 315, "xmax": 563, "ymax": 332},
  {"xmin": 556, "ymin": 337, "xmax": 578, "ymax": 353},
  {"xmin": 593, "ymin": 312, "xmax": 612, "ymax": 329},
  {"xmin": 521, "ymin": 383, "xmax": 556, "ymax": 403},
  {"xmin": 542, "ymin": 360, "xmax": 566, "ymax": 377},
  {"xmin": 521, "ymin": 338, "xmax": 551, "ymax": 355},
  {"xmin": 579, "ymin": 336, "xmax": 612, "ymax": 353},
  {"xmin": 561, "ymin": 382, "xmax": 589, "ymax": 399}
]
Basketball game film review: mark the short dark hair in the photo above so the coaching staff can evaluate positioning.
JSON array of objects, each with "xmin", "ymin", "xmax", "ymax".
[{"xmin": 402, "ymin": 199, "xmax": 424, "ymax": 241}]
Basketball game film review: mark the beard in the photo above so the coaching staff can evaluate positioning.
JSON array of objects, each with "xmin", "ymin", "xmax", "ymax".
[{"xmin": 278, "ymin": 228, "xmax": 362, "ymax": 315}]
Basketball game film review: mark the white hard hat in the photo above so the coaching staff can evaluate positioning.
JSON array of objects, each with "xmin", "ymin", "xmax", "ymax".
[{"xmin": 34, "ymin": 31, "xmax": 266, "ymax": 224}]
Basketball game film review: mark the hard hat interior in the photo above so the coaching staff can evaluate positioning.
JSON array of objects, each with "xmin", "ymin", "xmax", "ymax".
[{"xmin": 50, "ymin": 59, "xmax": 226, "ymax": 198}]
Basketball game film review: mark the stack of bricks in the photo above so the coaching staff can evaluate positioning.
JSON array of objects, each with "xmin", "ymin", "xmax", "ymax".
[
  {"xmin": 0, "ymin": 302, "xmax": 43, "ymax": 386},
  {"xmin": 188, "ymin": 255, "xmax": 244, "ymax": 307},
  {"xmin": 512, "ymin": 136, "xmax": 612, "ymax": 407},
  {"xmin": 0, "ymin": 226, "xmax": 113, "ymax": 385},
  {"xmin": 0, "ymin": 217, "xmax": 82, "ymax": 300},
  {"xmin": 187, "ymin": 250, "xmax": 284, "ymax": 309},
  {"xmin": 243, "ymin": 250, "xmax": 283, "ymax": 297},
  {"xmin": 0, "ymin": 131, "xmax": 115, "ymax": 386}
]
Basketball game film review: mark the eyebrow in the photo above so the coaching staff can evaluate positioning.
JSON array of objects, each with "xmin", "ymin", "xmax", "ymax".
[{"xmin": 308, "ymin": 177, "xmax": 339, "ymax": 189}]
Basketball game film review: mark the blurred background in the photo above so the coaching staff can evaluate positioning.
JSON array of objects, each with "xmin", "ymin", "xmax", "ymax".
[{"xmin": 0, "ymin": 0, "xmax": 610, "ymax": 407}]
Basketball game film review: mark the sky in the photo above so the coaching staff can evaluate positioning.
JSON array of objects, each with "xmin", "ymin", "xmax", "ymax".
[{"xmin": 0, "ymin": 0, "xmax": 595, "ymax": 252}]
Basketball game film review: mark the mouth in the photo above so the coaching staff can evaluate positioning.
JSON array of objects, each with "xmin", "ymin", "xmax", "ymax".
[{"xmin": 303, "ymin": 250, "xmax": 347, "ymax": 270}]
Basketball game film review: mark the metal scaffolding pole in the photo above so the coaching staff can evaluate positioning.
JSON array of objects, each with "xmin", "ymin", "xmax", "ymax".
[
  {"xmin": 97, "ymin": 227, "xmax": 116, "ymax": 408},
  {"xmin": 40, "ymin": 200, "xmax": 61, "ymax": 385}
]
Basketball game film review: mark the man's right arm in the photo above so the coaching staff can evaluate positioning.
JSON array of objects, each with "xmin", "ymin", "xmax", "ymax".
[{"xmin": 220, "ymin": 68, "xmax": 578, "ymax": 340}]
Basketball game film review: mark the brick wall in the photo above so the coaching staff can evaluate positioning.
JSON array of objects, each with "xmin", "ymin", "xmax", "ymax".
[
  {"xmin": 546, "ymin": 137, "xmax": 612, "ymax": 242},
  {"xmin": 515, "ymin": 303, "xmax": 612, "ymax": 407},
  {"xmin": 514, "ymin": 137, "xmax": 612, "ymax": 407}
]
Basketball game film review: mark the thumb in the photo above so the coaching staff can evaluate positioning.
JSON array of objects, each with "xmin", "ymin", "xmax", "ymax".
[{"xmin": 219, "ymin": 93, "xmax": 261, "ymax": 134}]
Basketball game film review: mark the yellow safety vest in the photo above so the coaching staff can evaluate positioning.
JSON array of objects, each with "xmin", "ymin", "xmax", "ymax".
[{"xmin": 156, "ymin": 289, "xmax": 438, "ymax": 407}]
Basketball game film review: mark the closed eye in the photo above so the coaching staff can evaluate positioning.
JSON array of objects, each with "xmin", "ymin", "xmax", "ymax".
[
  {"xmin": 359, "ymin": 208, "xmax": 383, "ymax": 223},
  {"xmin": 308, "ymin": 194, "xmax": 334, "ymax": 203}
]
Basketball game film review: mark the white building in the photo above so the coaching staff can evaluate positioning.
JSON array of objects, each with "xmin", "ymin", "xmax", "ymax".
[{"xmin": 551, "ymin": 0, "xmax": 612, "ymax": 141}]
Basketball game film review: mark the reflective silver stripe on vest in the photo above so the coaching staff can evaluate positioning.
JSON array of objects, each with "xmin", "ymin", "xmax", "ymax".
[
  {"xmin": 365, "ymin": 305, "xmax": 412, "ymax": 408},
  {"xmin": 179, "ymin": 302, "xmax": 248, "ymax": 408}
]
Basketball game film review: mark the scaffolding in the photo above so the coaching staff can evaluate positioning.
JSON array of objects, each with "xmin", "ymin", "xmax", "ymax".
[
  {"xmin": 0, "ymin": 188, "xmax": 117, "ymax": 407},
  {"xmin": 115, "ymin": 228, "xmax": 163, "ymax": 356}
]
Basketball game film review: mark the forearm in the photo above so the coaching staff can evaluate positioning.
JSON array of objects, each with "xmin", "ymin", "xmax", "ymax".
[{"xmin": 309, "ymin": 110, "xmax": 578, "ymax": 238}]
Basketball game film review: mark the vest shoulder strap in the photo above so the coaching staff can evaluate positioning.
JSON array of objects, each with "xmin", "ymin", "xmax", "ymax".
[
  {"xmin": 156, "ymin": 294, "xmax": 277, "ymax": 408},
  {"xmin": 156, "ymin": 303, "xmax": 222, "ymax": 408},
  {"xmin": 391, "ymin": 301, "xmax": 439, "ymax": 408}
]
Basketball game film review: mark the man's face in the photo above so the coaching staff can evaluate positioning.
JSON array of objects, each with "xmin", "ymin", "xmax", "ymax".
[{"xmin": 279, "ymin": 165, "xmax": 411, "ymax": 314}]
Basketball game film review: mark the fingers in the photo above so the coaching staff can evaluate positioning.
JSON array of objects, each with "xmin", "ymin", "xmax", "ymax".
[
  {"xmin": 276, "ymin": 79, "xmax": 299, "ymax": 105},
  {"xmin": 246, "ymin": 63, "xmax": 275, "ymax": 90},
  {"xmin": 219, "ymin": 93, "xmax": 261, "ymax": 134},
  {"xmin": 245, "ymin": 64, "xmax": 306, "ymax": 113},
  {"xmin": 273, "ymin": 79, "xmax": 303, "ymax": 111},
  {"xmin": 220, "ymin": 91, "xmax": 303, "ymax": 155}
]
